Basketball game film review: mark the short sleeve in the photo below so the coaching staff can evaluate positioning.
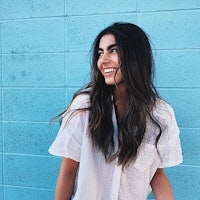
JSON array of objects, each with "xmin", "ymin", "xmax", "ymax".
[
  {"xmin": 48, "ymin": 94, "xmax": 89, "ymax": 162},
  {"xmin": 157, "ymin": 103, "xmax": 183, "ymax": 168}
]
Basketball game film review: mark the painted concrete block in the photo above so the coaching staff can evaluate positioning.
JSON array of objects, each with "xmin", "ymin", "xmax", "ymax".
[
  {"xmin": 2, "ymin": 18, "xmax": 64, "ymax": 53},
  {"xmin": 65, "ymin": 0, "xmax": 137, "ymax": 15},
  {"xmin": 180, "ymin": 128, "xmax": 200, "ymax": 166},
  {"xmin": 0, "ymin": 55, "xmax": 2, "ymax": 85},
  {"xmin": 4, "ymin": 122, "xmax": 59, "ymax": 155},
  {"xmin": 165, "ymin": 166, "xmax": 200, "ymax": 200},
  {"xmin": 3, "ymin": 53, "xmax": 65, "ymax": 87},
  {"xmin": 0, "ymin": 0, "xmax": 2, "ymax": 20},
  {"xmin": 3, "ymin": 89, "xmax": 66, "ymax": 121},
  {"xmin": 155, "ymin": 50, "xmax": 200, "ymax": 87},
  {"xmin": 0, "ymin": 22, "xmax": 2, "ymax": 84},
  {"xmin": 139, "ymin": 0, "xmax": 200, "ymax": 11},
  {"xmin": 147, "ymin": 192, "xmax": 155, "ymax": 200},
  {"xmin": 158, "ymin": 89, "xmax": 200, "ymax": 128},
  {"xmin": 66, "ymin": 88, "xmax": 80, "ymax": 105},
  {"xmin": 0, "ymin": 154, "xmax": 2, "ymax": 185},
  {"xmin": 0, "ymin": 90, "xmax": 2, "ymax": 120},
  {"xmin": 0, "ymin": 186, "xmax": 3, "ymax": 200},
  {"xmin": 1, "ymin": 0, "xmax": 64, "ymax": 19},
  {"xmin": 66, "ymin": 52, "xmax": 90, "ymax": 87},
  {"xmin": 5, "ymin": 186, "xmax": 54, "ymax": 200},
  {"xmin": 147, "ymin": 196, "xmax": 155, "ymax": 199},
  {"xmin": 0, "ymin": 1, "xmax": 199, "ymax": 199},
  {"xmin": 139, "ymin": 10, "xmax": 200, "ymax": 49},
  {"xmin": 0, "ymin": 123, "xmax": 2, "ymax": 152},
  {"xmin": 4, "ymin": 155, "xmax": 60, "ymax": 189},
  {"xmin": 67, "ymin": 14, "xmax": 138, "ymax": 52},
  {"xmin": 0, "ymin": 22, "xmax": 1, "ymax": 84}
]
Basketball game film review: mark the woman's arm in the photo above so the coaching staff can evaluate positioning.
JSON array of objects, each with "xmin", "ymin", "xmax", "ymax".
[
  {"xmin": 55, "ymin": 157, "xmax": 79, "ymax": 200},
  {"xmin": 150, "ymin": 168, "xmax": 174, "ymax": 200}
]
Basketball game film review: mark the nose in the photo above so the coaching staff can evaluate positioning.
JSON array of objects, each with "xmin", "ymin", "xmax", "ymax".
[{"xmin": 101, "ymin": 52, "xmax": 110, "ymax": 64}]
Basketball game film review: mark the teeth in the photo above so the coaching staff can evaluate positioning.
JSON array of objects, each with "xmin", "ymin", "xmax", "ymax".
[{"xmin": 104, "ymin": 68, "xmax": 116, "ymax": 73}]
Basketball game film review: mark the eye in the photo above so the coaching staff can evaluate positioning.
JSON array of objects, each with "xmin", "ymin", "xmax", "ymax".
[
  {"xmin": 98, "ymin": 51, "xmax": 104, "ymax": 57},
  {"xmin": 110, "ymin": 47, "xmax": 118, "ymax": 53}
]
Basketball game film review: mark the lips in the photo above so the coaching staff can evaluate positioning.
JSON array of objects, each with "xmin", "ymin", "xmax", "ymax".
[{"xmin": 104, "ymin": 68, "xmax": 118, "ymax": 74}]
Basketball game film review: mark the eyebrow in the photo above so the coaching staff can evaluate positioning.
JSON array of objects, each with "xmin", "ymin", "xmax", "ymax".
[{"xmin": 98, "ymin": 44, "xmax": 117, "ymax": 51}]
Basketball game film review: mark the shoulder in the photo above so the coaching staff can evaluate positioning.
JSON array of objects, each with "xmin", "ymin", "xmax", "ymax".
[
  {"xmin": 151, "ymin": 98, "xmax": 179, "ymax": 132},
  {"xmin": 60, "ymin": 91, "xmax": 91, "ymax": 129},
  {"xmin": 153, "ymin": 98, "xmax": 176, "ymax": 121},
  {"xmin": 60, "ymin": 89, "xmax": 91, "ymax": 121},
  {"xmin": 69, "ymin": 90, "xmax": 91, "ymax": 110}
]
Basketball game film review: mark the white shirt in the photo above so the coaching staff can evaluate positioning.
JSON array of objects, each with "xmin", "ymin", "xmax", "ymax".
[{"xmin": 49, "ymin": 93, "xmax": 183, "ymax": 200}]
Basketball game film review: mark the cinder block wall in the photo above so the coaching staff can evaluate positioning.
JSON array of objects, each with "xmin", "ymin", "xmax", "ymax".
[{"xmin": 0, "ymin": 1, "xmax": 199, "ymax": 199}]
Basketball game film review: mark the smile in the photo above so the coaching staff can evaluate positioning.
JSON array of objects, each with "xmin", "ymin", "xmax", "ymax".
[{"xmin": 104, "ymin": 68, "xmax": 118, "ymax": 73}]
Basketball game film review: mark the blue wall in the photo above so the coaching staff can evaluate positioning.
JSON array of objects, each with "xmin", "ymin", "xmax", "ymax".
[{"xmin": 0, "ymin": 1, "xmax": 199, "ymax": 199}]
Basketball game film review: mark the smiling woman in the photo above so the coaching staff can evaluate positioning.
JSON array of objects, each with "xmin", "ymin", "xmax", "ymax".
[
  {"xmin": 49, "ymin": 22, "xmax": 183, "ymax": 200},
  {"xmin": 97, "ymin": 34, "xmax": 123, "ymax": 86}
]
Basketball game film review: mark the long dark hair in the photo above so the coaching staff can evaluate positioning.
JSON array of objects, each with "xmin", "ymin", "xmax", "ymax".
[{"xmin": 63, "ymin": 22, "xmax": 162, "ymax": 168}]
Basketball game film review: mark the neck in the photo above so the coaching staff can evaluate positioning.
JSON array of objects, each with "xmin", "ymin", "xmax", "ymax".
[
  {"xmin": 113, "ymin": 84, "xmax": 128, "ymax": 102},
  {"xmin": 112, "ymin": 84, "xmax": 129, "ymax": 123}
]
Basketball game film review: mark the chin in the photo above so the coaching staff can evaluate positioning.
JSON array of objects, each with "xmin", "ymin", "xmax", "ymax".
[
  {"xmin": 104, "ymin": 80, "xmax": 125, "ymax": 89},
  {"xmin": 105, "ymin": 80, "xmax": 116, "ymax": 85}
]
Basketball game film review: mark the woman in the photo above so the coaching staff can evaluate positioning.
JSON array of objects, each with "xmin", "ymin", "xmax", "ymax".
[{"xmin": 49, "ymin": 22, "xmax": 183, "ymax": 200}]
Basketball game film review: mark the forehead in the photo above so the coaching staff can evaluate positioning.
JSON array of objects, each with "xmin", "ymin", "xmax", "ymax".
[{"xmin": 99, "ymin": 34, "xmax": 116, "ymax": 47}]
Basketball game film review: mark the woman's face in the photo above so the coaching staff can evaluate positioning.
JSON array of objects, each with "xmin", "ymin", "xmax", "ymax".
[{"xmin": 97, "ymin": 34, "xmax": 123, "ymax": 86}]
